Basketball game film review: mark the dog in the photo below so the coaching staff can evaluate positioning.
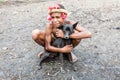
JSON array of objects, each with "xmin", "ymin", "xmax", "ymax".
[{"xmin": 38, "ymin": 22, "xmax": 78, "ymax": 70}]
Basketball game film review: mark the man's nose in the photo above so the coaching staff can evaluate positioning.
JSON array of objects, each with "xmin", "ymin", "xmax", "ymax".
[{"xmin": 53, "ymin": 18, "xmax": 57, "ymax": 22}]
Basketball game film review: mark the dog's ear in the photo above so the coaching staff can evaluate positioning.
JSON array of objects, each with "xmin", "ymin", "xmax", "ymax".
[{"xmin": 73, "ymin": 22, "xmax": 78, "ymax": 29}]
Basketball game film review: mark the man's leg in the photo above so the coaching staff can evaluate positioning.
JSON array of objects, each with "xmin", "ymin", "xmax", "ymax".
[
  {"xmin": 32, "ymin": 29, "xmax": 56, "ymax": 58},
  {"xmin": 32, "ymin": 29, "xmax": 45, "ymax": 57},
  {"xmin": 32, "ymin": 29, "xmax": 45, "ymax": 47},
  {"xmin": 69, "ymin": 39, "xmax": 81, "ymax": 63},
  {"xmin": 71, "ymin": 30, "xmax": 82, "ymax": 63}
]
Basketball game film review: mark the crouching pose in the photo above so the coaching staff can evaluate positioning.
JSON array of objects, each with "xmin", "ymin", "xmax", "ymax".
[{"xmin": 32, "ymin": 4, "xmax": 92, "ymax": 64}]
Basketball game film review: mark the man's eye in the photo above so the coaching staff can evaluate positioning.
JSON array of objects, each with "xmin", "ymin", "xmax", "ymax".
[
  {"xmin": 56, "ymin": 16, "xmax": 60, "ymax": 18},
  {"xmin": 51, "ymin": 17, "xmax": 54, "ymax": 19}
]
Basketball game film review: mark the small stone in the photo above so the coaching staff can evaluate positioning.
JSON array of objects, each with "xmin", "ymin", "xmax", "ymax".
[
  {"xmin": 58, "ymin": 63, "xmax": 61, "ymax": 65},
  {"xmin": 2, "ymin": 47, "xmax": 8, "ymax": 50},
  {"xmin": 71, "ymin": 76, "xmax": 75, "ymax": 80},
  {"xmin": 101, "ymin": 66, "xmax": 105, "ymax": 69},
  {"xmin": 13, "ymin": 11, "xmax": 18, "ymax": 15},
  {"xmin": 47, "ymin": 72, "xmax": 50, "ymax": 76},
  {"xmin": 18, "ymin": 67, "xmax": 23, "ymax": 71},
  {"xmin": 115, "ymin": 27, "xmax": 120, "ymax": 30}
]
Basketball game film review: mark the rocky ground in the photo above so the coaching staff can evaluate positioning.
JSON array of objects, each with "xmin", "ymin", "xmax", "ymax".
[{"xmin": 0, "ymin": 0, "xmax": 120, "ymax": 80}]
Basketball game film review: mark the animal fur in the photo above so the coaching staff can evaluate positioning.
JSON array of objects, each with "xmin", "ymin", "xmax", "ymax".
[{"xmin": 39, "ymin": 22, "xmax": 78, "ymax": 69}]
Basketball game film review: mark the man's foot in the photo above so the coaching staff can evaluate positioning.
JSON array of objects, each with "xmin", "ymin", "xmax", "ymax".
[
  {"xmin": 38, "ymin": 51, "xmax": 44, "ymax": 58},
  {"xmin": 71, "ymin": 52, "xmax": 78, "ymax": 63}
]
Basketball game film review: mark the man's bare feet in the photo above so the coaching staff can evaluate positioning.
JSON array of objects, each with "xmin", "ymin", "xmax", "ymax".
[
  {"xmin": 38, "ymin": 51, "xmax": 44, "ymax": 58},
  {"xmin": 71, "ymin": 52, "xmax": 78, "ymax": 63},
  {"xmin": 38, "ymin": 51, "xmax": 77, "ymax": 62}
]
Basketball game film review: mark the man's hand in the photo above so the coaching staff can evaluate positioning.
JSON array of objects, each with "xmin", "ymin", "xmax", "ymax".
[
  {"xmin": 55, "ymin": 29, "xmax": 64, "ymax": 38},
  {"xmin": 61, "ymin": 45, "xmax": 73, "ymax": 53}
]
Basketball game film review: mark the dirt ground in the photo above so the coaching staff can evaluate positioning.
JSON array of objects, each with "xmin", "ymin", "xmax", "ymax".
[{"xmin": 0, "ymin": 0, "xmax": 120, "ymax": 80}]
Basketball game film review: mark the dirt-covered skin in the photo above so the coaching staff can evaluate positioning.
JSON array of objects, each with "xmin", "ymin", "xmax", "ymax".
[{"xmin": 0, "ymin": 0, "xmax": 120, "ymax": 80}]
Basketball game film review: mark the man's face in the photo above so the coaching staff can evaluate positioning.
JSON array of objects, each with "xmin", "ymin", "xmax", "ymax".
[{"xmin": 51, "ymin": 12, "xmax": 64, "ymax": 28}]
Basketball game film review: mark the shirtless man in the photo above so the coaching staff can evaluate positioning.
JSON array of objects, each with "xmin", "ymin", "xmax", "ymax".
[{"xmin": 32, "ymin": 4, "xmax": 92, "ymax": 62}]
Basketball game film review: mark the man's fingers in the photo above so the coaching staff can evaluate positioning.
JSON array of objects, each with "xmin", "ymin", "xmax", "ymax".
[
  {"xmin": 56, "ymin": 29, "xmax": 59, "ymax": 32},
  {"xmin": 67, "ymin": 44, "xmax": 73, "ymax": 47},
  {"xmin": 69, "ymin": 44, "xmax": 73, "ymax": 46}
]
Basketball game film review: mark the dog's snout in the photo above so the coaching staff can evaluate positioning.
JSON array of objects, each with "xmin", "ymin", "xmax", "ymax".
[{"xmin": 64, "ymin": 36, "xmax": 69, "ymax": 39}]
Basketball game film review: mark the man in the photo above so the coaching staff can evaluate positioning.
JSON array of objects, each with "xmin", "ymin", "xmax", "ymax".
[{"xmin": 32, "ymin": 4, "xmax": 92, "ymax": 62}]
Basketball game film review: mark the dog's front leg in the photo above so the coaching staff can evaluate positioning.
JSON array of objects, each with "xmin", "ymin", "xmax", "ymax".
[
  {"xmin": 58, "ymin": 42, "xmax": 65, "ymax": 73},
  {"xmin": 59, "ymin": 53, "xmax": 65, "ymax": 73}
]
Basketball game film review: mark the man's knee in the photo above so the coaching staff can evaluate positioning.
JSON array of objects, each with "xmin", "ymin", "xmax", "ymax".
[
  {"xmin": 73, "ymin": 39, "xmax": 81, "ymax": 47},
  {"xmin": 72, "ymin": 30, "xmax": 81, "ymax": 47},
  {"xmin": 32, "ymin": 29, "xmax": 41, "ymax": 40}
]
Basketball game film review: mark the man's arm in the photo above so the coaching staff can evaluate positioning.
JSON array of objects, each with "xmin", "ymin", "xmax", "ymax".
[
  {"xmin": 69, "ymin": 22, "xmax": 92, "ymax": 39},
  {"xmin": 45, "ymin": 24, "xmax": 73, "ymax": 53}
]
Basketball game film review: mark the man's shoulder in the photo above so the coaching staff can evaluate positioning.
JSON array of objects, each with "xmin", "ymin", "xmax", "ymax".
[
  {"xmin": 46, "ymin": 23, "xmax": 52, "ymax": 28},
  {"xmin": 65, "ymin": 19, "xmax": 77, "ymax": 24}
]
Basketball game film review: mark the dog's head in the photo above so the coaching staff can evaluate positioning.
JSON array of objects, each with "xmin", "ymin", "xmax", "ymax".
[{"xmin": 59, "ymin": 22, "xmax": 78, "ymax": 39}]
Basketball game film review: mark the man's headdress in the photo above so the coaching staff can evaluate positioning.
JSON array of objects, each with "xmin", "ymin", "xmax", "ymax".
[{"xmin": 47, "ymin": 4, "xmax": 68, "ymax": 21}]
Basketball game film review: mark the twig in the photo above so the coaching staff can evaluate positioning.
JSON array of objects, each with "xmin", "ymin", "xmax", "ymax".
[{"xmin": 48, "ymin": 71, "xmax": 60, "ymax": 77}]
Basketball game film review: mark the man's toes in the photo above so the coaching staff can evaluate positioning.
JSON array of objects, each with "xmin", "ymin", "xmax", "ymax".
[{"xmin": 38, "ymin": 51, "xmax": 44, "ymax": 58}]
